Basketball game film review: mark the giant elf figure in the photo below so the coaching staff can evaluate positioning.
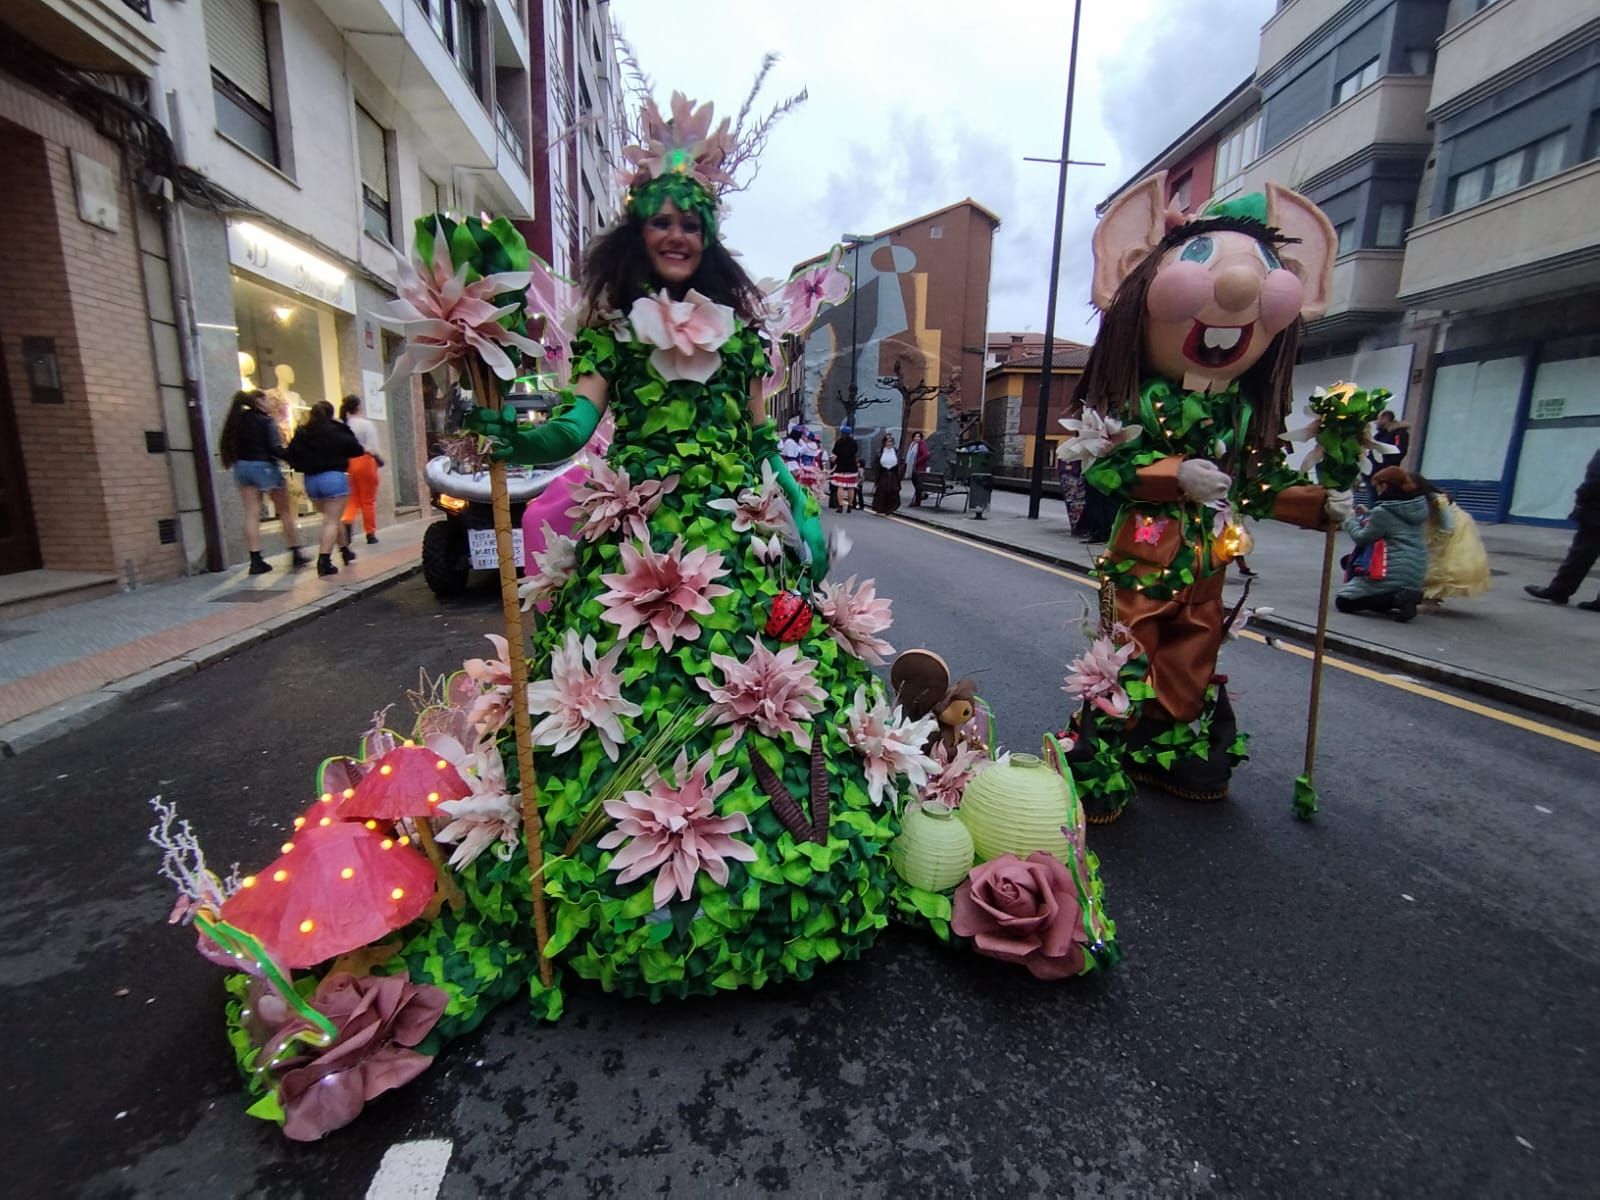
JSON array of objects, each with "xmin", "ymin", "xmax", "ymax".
[{"xmin": 1059, "ymin": 174, "xmax": 1351, "ymax": 819}]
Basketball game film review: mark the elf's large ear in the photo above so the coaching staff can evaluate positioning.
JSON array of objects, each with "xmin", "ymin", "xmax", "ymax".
[
  {"xmin": 1091, "ymin": 173, "xmax": 1169, "ymax": 312},
  {"xmin": 1265, "ymin": 182, "xmax": 1338, "ymax": 320}
]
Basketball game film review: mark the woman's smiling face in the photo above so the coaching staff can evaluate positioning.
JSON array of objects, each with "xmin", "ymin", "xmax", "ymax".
[{"xmin": 642, "ymin": 200, "xmax": 704, "ymax": 286}]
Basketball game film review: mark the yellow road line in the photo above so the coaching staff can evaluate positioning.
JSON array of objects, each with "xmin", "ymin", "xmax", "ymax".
[{"xmin": 887, "ymin": 515, "xmax": 1600, "ymax": 754}]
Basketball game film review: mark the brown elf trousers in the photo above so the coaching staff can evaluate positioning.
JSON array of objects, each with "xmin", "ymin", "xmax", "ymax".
[{"xmin": 1116, "ymin": 570, "xmax": 1228, "ymax": 724}]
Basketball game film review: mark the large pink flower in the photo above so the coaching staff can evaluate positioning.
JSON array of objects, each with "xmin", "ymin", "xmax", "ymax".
[
  {"xmin": 567, "ymin": 459, "xmax": 679, "ymax": 543},
  {"xmin": 518, "ymin": 522, "xmax": 577, "ymax": 611},
  {"xmin": 628, "ymin": 289, "xmax": 735, "ymax": 383},
  {"xmin": 597, "ymin": 749, "xmax": 756, "ymax": 908},
  {"xmin": 597, "ymin": 537, "xmax": 732, "ymax": 651},
  {"xmin": 252, "ymin": 971, "xmax": 448, "ymax": 1142},
  {"xmin": 952, "ymin": 852, "xmax": 1087, "ymax": 980},
  {"xmin": 817, "ymin": 574, "xmax": 896, "ymax": 666},
  {"xmin": 765, "ymin": 245, "xmax": 851, "ymax": 339},
  {"xmin": 697, "ymin": 639, "xmax": 826, "ymax": 751},
  {"xmin": 381, "ymin": 219, "xmax": 544, "ymax": 382},
  {"xmin": 462, "ymin": 634, "xmax": 514, "ymax": 736},
  {"xmin": 1063, "ymin": 636, "xmax": 1138, "ymax": 718},
  {"xmin": 526, "ymin": 629, "xmax": 641, "ymax": 761},
  {"xmin": 706, "ymin": 462, "xmax": 800, "ymax": 547},
  {"xmin": 427, "ymin": 734, "xmax": 519, "ymax": 869},
  {"xmin": 919, "ymin": 739, "xmax": 990, "ymax": 809},
  {"xmin": 842, "ymin": 686, "xmax": 939, "ymax": 810},
  {"xmin": 1056, "ymin": 409, "xmax": 1142, "ymax": 466}
]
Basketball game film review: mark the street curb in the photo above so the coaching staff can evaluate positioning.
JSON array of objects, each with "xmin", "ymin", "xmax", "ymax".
[
  {"xmin": 0, "ymin": 561, "xmax": 423, "ymax": 758},
  {"xmin": 890, "ymin": 512, "xmax": 1600, "ymax": 735}
]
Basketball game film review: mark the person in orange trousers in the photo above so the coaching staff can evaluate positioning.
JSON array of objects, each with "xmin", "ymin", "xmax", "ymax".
[{"xmin": 339, "ymin": 394, "xmax": 384, "ymax": 543}]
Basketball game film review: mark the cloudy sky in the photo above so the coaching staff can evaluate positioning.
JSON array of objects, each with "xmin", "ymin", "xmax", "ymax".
[{"xmin": 613, "ymin": 0, "xmax": 1274, "ymax": 341}]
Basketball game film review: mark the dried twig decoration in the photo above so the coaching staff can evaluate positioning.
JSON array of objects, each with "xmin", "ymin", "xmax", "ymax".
[{"xmin": 808, "ymin": 739, "xmax": 830, "ymax": 843}]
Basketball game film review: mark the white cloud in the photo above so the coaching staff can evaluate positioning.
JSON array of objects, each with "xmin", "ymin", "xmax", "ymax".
[{"xmin": 611, "ymin": 0, "xmax": 1273, "ymax": 333}]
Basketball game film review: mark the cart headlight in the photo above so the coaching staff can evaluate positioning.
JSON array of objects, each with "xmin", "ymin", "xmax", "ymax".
[{"xmin": 437, "ymin": 494, "xmax": 468, "ymax": 513}]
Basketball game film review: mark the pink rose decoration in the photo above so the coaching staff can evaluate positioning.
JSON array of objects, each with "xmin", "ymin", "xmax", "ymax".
[
  {"xmin": 628, "ymin": 289, "xmax": 735, "ymax": 383},
  {"xmin": 951, "ymin": 851, "xmax": 1087, "ymax": 980}
]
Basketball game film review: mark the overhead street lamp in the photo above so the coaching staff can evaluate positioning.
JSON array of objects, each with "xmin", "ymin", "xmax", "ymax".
[{"xmin": 840, "ymin": 233, "xmax": 874, "ymax": 410}]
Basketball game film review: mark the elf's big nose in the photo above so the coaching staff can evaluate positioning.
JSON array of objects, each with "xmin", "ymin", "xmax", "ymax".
[{"xmin": 1213, "ymin": 264, "xmax": 1260, "ymax": 313}]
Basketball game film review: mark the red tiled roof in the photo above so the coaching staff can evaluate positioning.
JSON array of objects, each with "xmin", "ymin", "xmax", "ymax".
[{"xmin": 996, "ymin": 343, "xmax": 1092, "ymax": 370}]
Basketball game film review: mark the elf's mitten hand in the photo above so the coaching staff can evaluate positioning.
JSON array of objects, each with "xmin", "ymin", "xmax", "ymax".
[
  {"xmin": 1324, "ymin": 488, "xmax": 1354, "ymax": 523},
  {"xmin": 1176, "ymin": 459, "xmax": 1232, "ymax": 504}
]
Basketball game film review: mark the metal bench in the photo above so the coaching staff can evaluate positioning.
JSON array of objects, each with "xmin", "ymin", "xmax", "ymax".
[{"xmin": 911, "ymin": 471, "xmax": 970, "ymax": 511}]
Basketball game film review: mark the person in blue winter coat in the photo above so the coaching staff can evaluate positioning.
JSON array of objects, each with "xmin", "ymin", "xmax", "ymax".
[{"xmin": 1336, "ymin": 466, "xmax": 1445, "ymax": 623}]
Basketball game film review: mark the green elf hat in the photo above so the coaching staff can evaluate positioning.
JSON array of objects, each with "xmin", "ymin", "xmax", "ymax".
[{"xmin": 1202, "ymin": 192, "xmax": 1268, "ymax": 224}]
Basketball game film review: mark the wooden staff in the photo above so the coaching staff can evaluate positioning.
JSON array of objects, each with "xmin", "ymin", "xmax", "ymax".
[
  {"xmin": 1300, "ymin": 527, "xmax": 1339, "ymax": 805},
  {"xmin": 466, "ymin": 359, "xmax": 553, "ymax": 986}
]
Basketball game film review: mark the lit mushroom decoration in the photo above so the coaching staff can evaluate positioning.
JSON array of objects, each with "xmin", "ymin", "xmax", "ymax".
[
  {"xmin": 336, "ymin": 745, "xmax": 469, "ymax": 912},
  {"xmin": 218, "ymin": 821, "xmax": 436, "ymax": 969}
]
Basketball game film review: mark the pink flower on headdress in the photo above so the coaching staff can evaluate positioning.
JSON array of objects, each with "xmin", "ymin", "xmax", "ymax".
[
  {"xmin": 597, "ymin": 749, "xmax": 755, "ymax": 908},
  {"xmin": 525, "ymin": 629, "xmax": 641, "ymax": 762},
  {"xmin": 1063, "ymin": 636, "xmax": 1138, "ymax": 718},
  {"xmin": 597, "ymin": 537, "xmax": 733, "ymax": 651},
  {"xmin": 566, "ymin": 459, "xmax": 679, "ymax": 543},
  {"xmin": 628, "ymin": 289, "xmax": 736, "ymax": 383},
  {"xmin": 381, "ymin": 219, "xmax": 544, "ymax": 383},
  {"xmin": 817, "ymin": 574, "xmax": 895, "ymax": 666},
  {"xmin": 624, "ymin": 92, "xmax": 736, "ymax": 193},
  {"xmin": 697, "ymin": 639, "xmax": 827, "ymax": 751}
]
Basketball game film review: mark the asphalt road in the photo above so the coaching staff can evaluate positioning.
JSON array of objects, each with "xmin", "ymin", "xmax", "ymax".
[{"xmin": 4, "ymin": 514, "xmax": 1597, "ymax": 1198}]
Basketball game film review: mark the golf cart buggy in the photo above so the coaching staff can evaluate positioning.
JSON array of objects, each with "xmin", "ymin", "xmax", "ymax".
[{"xmin": 421, "ymin": 391, "xmax": 584, "ymax": 597}]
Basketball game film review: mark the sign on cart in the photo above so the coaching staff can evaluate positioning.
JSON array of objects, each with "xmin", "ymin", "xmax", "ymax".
[{"xmin": 468, "ymin": 528, "xmax": 524, "ymax": 571}]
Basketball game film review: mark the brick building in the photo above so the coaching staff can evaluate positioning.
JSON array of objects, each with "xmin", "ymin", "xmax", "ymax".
[
  {"xmin": 779, "ymin": 199, "xmax": 999, "ymax": 470},
  {"xmin": 982, "ymin": 341, "xmax": 1091, "ymax": 477}
]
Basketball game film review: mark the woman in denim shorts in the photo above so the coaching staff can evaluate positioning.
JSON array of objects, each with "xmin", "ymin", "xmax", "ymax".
[
  {"xmin": 218, "ymin": 390, "xmax": 306, "ymax": 574},
  {"xmin": 286, "ymin": 400, "xmax": 366, "ymax": 577}
]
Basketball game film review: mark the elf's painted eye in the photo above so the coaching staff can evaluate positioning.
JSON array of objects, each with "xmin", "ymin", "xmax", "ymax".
[
  {"xmin": 1179, "ymin": 236, "xmax": 1215, "ymax": 263},
  {"xmin": 1257, "ymin": 242, "xmax": 1282, "ymax": 270}
]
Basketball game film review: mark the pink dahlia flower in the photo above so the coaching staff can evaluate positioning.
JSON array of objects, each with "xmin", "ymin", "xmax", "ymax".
[
  {"xmin": 1056, "ymin": 408, "xmax": 1142, "ymax": 466},
  {"xmin": 567, "ymin": 459, "xmax": 679, "ymax": 543},
  {"xmin": 919, "ymin": 739, "xmax": 990, "ymax": 809},
  {"xmin": 381, "ymin": 219, "xmax": 544, "ymax": 383},
  {"xmin": 697, "ymin": 639, "xmax": 826, "ymax": 751},
  {"xmin": 1063, "ymin": 636, "xmax": 1138, "ymax": 718},
  {"xmin": 427, "ymin": 734, "xmax": 519, "ymax": 869},
  {"xmin": 518, "ymin": 522, "xmax": 578, "ymax": 611},
  {"xmin": 628, "ymin": 289, "xmax": 735, "ymax": 383},
  {"xmin": 765, "ymin": 245, "xmax": 851, "ymax": 339},
  {"xmin": 597, "ymin": 537, "xmax": 732, "ymax": 652},
  {"xmin": 597, "ymin": 749, "xmax": 756, "ymax": 908},
  {"xmin": 817, "ymin": 574, "xmax": 896, "ymax": 666},
  {"xmin": 525, "ymin": 629, "xmax": 641, "ymax": 761},
  {"xmin": 462, "ymin": 634, "xmax": 514, "ymax": 736},
  {"xmin": 842, "ymin": 685, "xmax": 939, "ymax": 810}
]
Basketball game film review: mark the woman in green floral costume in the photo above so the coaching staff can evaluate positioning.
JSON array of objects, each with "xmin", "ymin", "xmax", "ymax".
[{"xmin": 453, "ymin": 94, "xmax": 905, "ymax": 1003}]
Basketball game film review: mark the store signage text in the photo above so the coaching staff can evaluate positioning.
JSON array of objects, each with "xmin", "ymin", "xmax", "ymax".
[{"xmin": 228, "ymin": 221, "xmax": 355, "ymax": 313}]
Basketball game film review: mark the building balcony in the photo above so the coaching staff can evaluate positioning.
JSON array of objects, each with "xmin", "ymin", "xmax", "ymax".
[
  {"xmin": 1257, "ymin": 0, "xmax": 1332, "ymax": 80},
  {"xmin": 312, "ymin": 0, "xmax": 530, "ymax": 213},
  {"xmin": 5, "ymin": 0, "xmax": 163, "ymax": 75},
  {"xmin": 1397, "ymin": 158, "xmax": 1600, "ymax": 309},
  {"xmin": 1234, "ymin": 76, "xmax": 1432, "ymax": 198},
  {"xmin": 1430, "ymin": 0, "xmax": 1598, "ymax": 115},
  {"xmin": 1305, "ymin": 250, "xmax": 1406, "ymax": 336}
]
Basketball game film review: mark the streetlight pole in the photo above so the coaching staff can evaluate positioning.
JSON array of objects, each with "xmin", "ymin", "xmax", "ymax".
[
  {"xmin": 843, "ymin": 235, "xmax": 869, "ymax": 408},
  {"xmin": 1027, "ymin": 0, "xmax": 1084, "ymax": 519}
]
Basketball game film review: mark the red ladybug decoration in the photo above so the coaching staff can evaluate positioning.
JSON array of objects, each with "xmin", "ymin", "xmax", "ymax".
[{"xmin": 764, "ymin": 589, "xmax": 813, "ymax": 643}]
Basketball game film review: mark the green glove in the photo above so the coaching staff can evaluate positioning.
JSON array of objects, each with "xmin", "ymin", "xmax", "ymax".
[
  {"xmin": 769, "ymin": 454, "xmax": 830, "ymax": 581},
  {"xmin": 463, "ymin": 396, "xmax": 601, "ymax": 466}
]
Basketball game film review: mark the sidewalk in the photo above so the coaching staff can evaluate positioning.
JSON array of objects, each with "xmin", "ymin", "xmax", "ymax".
[
  {"xmin": 0, "ymin": 519, "xmax": 432, "ymax": 755},
  {"xmin": 889, "ymin": 485, "xmax": 1600, "ymax": 731}
]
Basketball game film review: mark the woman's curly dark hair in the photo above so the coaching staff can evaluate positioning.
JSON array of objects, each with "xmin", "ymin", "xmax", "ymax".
[
  {"xmin": 217, "ymin": 390, "xmax": 264, "ymax": 468},
  {"xmin": 578, "ymin": 211, "xmax": 765, "ymax": 329}
]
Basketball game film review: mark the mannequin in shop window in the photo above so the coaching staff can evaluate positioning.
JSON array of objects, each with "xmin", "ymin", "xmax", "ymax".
[{"xmin": 268, "ymin": 363, "xmax": 312, "ymax": 519}]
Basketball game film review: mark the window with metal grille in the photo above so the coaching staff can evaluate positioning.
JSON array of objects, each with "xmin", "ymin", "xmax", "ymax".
[
  {"xmin": 204, "ymin": 0, "xmax": 277, "ymax": 164},
  {"xmin": 356, "ymin": 104, "xmax": 393, "ymax": 243}
]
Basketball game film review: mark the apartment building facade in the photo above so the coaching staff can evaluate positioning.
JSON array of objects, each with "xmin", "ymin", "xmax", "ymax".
[
  {"xmin": 1100, "ymin": 0, "xmax": 1599, "ymax": 524},
  {"xmin": 0, "ymin": 0, "xmax": 620, "ymax": 590}
]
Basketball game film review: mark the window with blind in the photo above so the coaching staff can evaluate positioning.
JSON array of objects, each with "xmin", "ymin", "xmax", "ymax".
[
  {"xmin": 204, "ymin": 0, "xmax": 277, "ymax": 164},
  {"xmin": 356, "ymin": 105, "xmax": 393, "ymax": 243}
]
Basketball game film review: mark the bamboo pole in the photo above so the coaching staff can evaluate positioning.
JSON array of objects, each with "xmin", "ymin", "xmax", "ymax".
[
  {"xmin": 1302, "ymin": 528, "xmax": 1338, "ymax": 780},
  {"xmin": 469, "ymin": 360, "xmax": 554, "ymax": 987}
]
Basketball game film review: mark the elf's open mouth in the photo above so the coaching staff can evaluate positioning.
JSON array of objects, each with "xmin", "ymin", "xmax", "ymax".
[{"xmin": 1183, "ymin": 322, "xmax": 1251, "ymax": 370}]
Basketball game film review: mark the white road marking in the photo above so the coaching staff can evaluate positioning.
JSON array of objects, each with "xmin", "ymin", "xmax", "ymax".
[
  {"xmin": 366, "ymin": 1139, "xmax": 453, "ymax": 1200},
  {"xmin": 1401, "ymin": 894, "xmax": 1415, "ymax": 903},
  {"xmin": 1535, "ymin": 805, "xmax": 1553, "ymax": 814}
]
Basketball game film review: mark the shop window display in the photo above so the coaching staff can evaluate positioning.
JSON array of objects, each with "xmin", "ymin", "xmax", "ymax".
[{"xmin": 233, "ymin": 275, "xmax": 333, "ymax": 519}]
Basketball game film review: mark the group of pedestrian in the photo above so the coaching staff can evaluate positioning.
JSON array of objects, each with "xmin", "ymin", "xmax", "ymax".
[{"xmin": 218, "ymin": 389, "xmax": 383, "ymax": 578}]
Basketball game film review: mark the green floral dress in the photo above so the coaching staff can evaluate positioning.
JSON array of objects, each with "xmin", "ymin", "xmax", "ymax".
[{"xmin": 393, "ymin": 319, "xmax": 899, "ymax": 1018}]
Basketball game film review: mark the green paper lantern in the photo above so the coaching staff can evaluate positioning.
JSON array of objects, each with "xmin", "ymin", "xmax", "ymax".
[
  {"xmin": 957, "ymin": 753, "xmax": 1079, "ymax": 865},
  {"xmin": 889, "ymin": 802, "xmax": 975, "ymax": 893}
]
